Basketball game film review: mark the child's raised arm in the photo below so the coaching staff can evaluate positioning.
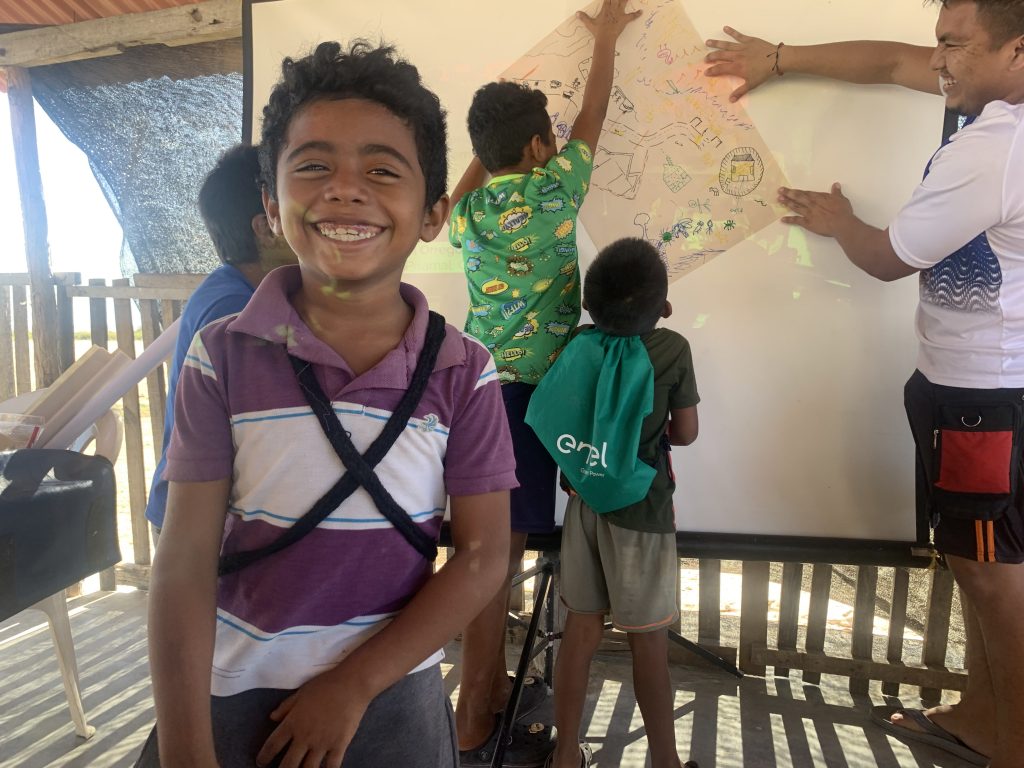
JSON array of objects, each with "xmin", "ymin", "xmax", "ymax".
[
  {"xmin": 570, "ymin": 0, "xmax": 642, "ymax": 150},
  {"xmin": 148, "ymin": 478, "xmax": 231, "ymax": 766}
]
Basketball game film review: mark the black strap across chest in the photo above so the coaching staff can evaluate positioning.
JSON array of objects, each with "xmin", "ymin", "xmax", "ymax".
[{"xmin": 218, "ymin": 311, "xmax": 446, "ymax": 576}]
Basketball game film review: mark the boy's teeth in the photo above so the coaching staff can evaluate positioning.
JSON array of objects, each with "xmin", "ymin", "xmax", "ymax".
[{"xmin": 317, "ymin": 223, "xmax": 380, "ymax": 241}]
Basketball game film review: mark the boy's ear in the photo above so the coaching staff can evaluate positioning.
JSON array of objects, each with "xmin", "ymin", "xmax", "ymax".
[
  {"xmin": 420, "ymin": 194, "xmax": 450, "ymax": 242},
  {"xmin": 662, "ymin": 300, "xmax": 673, "ymax": 319},
  {"xmin": 262, "ymin": 187, "xmax": 282, "ymax": 236},
  {"xmin": 528, "ymin": 134, "xmax": 548, "ymax": 164},
  {"xmin": 251, "ymin": 214, "xmax": 274, "ymax": 243},
  {"xmin": 1010, "ymin": 34, "xmax": 1024, "ymax": 71}
]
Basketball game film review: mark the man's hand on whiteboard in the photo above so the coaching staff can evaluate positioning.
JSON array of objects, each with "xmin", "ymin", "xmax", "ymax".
[
  {"xmin": 577, "ymin": 0, "xmax": 642, "ymax": 41},
  {"xmin": 704, "ymin": 27, "xmax": 779, "ymax": 101},
  {"xmin": 779, "ymin": 183, "xmax": 917, "ymax": 282},
  {"xmin": 778, "ymin": 183, "xmax": 853, "ymax": 238},
  {"xmin": 706, "ymin": 31, "xmax": 940, "ymax": 98}
]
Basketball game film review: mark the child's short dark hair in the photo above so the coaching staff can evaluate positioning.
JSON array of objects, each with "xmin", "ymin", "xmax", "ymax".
[
  {"xmin": 259, "ymin": 40, "xmax": 448, "ymax": 208},
  {"xmin": 585, "ymin": 238, "xmax": 669, "ymax": 336},
  {"xmin": 467, "ymin": 81, "xmax": 552, "ymax": 172},
  {"xmin": 198, "ymin": 144, "xmax": 264, "ymax": 266}
]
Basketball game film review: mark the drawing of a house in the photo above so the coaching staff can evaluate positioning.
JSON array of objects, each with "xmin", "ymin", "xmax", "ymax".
[{"xmin": 730, "ymin": 153, "xmax": 756, "ymax": 182}]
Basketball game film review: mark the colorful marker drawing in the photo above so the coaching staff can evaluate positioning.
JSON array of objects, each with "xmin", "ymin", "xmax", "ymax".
[{"xmin": 501, "ymin": 0, "xmax": 788, "ymax": 282}]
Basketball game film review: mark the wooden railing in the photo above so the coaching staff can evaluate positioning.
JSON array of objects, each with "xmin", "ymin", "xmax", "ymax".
[{"xmin": 0, "ymin": 272, "xmax": 966, "ymax": 696}]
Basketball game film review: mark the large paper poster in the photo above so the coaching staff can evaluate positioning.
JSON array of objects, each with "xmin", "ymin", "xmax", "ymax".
[{"xmin": 501, "ymin": 0, "xmax": 787, "ymax": 281}]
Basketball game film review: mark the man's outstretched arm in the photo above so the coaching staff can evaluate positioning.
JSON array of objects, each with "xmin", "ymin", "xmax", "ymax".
[{"xmin": 704, "ymin": 27, "xmax": 939, "ymax": 101}]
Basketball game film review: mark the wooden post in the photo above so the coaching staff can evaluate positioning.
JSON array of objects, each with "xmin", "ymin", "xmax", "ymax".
[
  {"xmin": 850, "ymin": 565, "xmax": 879, "ymax": 695},
  {"xmin": 5, "ymin": 66, "xmax": 61, "ymax": 387},
  {"xmin": 775, "ymin": 562, "xmax": 804, "ymax": 678},
  {"xmin": 88, "ymin": 278, "xmax": 116, "ymax": 590},
  {"xmin": 0, "ymin": 284, "xmax": 14, "ymax": 400},
  {"xmin": 11, "ymin": 285, "xmax": 30, "ymax": 394},
  {"xmin": 139, "ymin": 298, "xmax": 167, "ymax": 462},
  {"xmin": 738, "ymin": 560, "xmax": 770, "ymax": 674},
  {"xmin": 113, "ymin": 279, "xmax": 152, "ymax": 567},
  {"xmin": 803, "ymin": 563, "xmax": 833, "ymax": 685},
  {"xmin": 921, "ymin": 565, "xmax": 955, "ymax": 704},
  {"xmin": 54, "ymin": 273, "xmax": 78, "ymax": 371},
  {"xmin": 882, "ymin": 566, "xmax": 911, "ymax": 697},
  {"xmin": 88, "ymin": 279, "xmax": 109, "ymax": 351},
  {"xmin": 697, "ymin": 558, "xmax": 721, "ymax": 646}
]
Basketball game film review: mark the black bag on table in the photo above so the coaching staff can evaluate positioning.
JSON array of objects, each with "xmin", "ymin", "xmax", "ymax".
[{"xmin": 0, "ymin": 448, "xmax": 119, "ymax": 620}]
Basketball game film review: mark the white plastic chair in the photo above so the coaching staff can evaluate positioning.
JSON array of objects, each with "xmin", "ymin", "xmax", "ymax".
[{"xmin": 1, "ymin": 389, "xmax": 123, "ymax": 739}]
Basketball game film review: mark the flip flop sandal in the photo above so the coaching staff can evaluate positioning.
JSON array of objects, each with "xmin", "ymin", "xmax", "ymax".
[
  {"xmin": 508, "ymin": 674, "xmax": 550, "ymax": 721},
  {"xmin": 870, "ymin": 705, "xmax": 989, "ymax": 767},
  {"xmin": 542, "ymin": 741, "xmax": 593, "ymax": 767},
  {"xmin": 459, "ymin": 716, "xmax": 556, "ymax": 768}
]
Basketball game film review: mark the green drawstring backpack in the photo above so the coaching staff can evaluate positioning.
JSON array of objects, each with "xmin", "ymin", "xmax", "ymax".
[{"xmin": 525, "ymin": 328, "xmax": 656, "ymax": 513}]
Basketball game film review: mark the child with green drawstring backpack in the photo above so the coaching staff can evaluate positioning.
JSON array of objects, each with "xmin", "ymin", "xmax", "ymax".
[{"xmin": 526, "ymin": 237, "xmax": 700, "ymax": 768}]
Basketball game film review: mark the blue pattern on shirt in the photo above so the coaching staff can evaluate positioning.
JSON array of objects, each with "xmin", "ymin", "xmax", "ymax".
[{"xmin": 919, "ymin": 115, "xmax": 1001, "ymax": 313}]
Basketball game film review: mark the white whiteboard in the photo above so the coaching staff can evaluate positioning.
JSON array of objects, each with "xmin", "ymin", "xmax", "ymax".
[{"xmin": 247, "ymin": 0, "xmax": 944, "ymax": 543}]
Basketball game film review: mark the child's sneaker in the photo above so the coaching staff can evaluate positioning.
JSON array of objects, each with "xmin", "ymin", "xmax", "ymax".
[
  {"xmin": 460, "ymin": 716, "xmax": 555, "ymax": 768},
  {"xmin": 543, "ymin": 741, "xmax": 592, "ymax": 767}
]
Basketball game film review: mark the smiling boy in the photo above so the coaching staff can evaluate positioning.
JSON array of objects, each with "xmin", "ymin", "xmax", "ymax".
[{"xmin": 139, "ymin": 42, "xmax": 516, "ymax": 768}]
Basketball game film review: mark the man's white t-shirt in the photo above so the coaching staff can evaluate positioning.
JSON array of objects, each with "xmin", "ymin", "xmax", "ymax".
[{"xmin": 890, "ymin": 100, "xmax": 1024, "ymax": 388}]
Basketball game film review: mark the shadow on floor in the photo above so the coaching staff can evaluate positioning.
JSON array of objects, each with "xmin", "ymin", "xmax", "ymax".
[{"xmin": 1, "ymin": 591, "xmax": 973, "ymax": 767}]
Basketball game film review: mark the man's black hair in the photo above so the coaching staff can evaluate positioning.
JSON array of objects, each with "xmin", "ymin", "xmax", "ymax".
[
  {"xmin": 584, "ymin": 238, "xmax": 668, "ymax": 336},
  {"xmin": 259, "ymin": 40, "xmax": 447, "ymax": 208},
  {"xmin": 198, "ymin": 144, "xmax": 264, "ymax": 266},
  {"xmin": 931, "ymin": 0, "xmax": 1024, "ymax": 46},
  {"xmin": 467, "ymin": 81, "xmax": 552, "ymax": 172}
]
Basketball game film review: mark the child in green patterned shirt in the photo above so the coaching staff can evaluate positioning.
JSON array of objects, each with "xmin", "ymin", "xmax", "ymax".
[{"xmin": 448, "ymin": 1, "xmax": 642, "ymax": 765}]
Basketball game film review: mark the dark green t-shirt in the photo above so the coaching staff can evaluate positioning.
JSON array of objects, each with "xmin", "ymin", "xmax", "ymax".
[
  {"xmin": 450, "ymin": 139, "xmax": 593, "ymax": 385},
  {"xmin": 565, "ymin": 327, "xmax": 699, "ymax": 533}
]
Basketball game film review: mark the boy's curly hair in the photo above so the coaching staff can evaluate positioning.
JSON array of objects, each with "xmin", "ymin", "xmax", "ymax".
[
  {"xmin": 259, "ymin": 40, "xmax": 447, "ymax": 208},
  {"xmin": 467, "ymin": 81, "xmax": 552, "ymax": 172},
  {"xmin": 585, "ymin": 238, "xmax": 668, "ymax": 336}
]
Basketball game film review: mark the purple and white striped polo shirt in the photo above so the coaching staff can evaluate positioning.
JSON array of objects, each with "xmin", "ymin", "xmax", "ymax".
[{"xmin": 165, "ymin": 266, "xmax": 517, "ymax": 696}]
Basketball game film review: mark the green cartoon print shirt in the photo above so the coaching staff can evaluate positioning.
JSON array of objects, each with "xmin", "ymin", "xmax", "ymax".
[{"xmin": 450, "ymin": 139, "xmax": 593, "ymax": 385}]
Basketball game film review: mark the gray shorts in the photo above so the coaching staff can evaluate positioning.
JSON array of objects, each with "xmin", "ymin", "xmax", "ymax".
[
  {"xmin": 134, "ymin": 663, "xmax": 457, "ymax": 767},
  {"xmin": 560, "ymin": 495, "xmax": 679, "ymax": 632}
]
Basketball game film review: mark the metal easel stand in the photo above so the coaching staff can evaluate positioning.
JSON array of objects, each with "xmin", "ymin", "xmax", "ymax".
[
  {"xmin": 491, "ymin": 552, "xmax": 558, "ymax": 768},
  {"xmin": 491, "ymin": 548, "xmax": 743, "ymax": 768}
]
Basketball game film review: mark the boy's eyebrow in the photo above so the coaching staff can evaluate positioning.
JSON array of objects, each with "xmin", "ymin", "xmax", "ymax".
[
  {"xmin": 362, "ymin": 143, "xmax": 414, "ymax": 170},
  {"xmin": 285, "ymin": 140, "xmax": 335, "ymax": 162}
]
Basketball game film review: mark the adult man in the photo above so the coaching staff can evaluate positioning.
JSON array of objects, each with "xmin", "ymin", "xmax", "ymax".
[
  {"xmin": 706, "ymin": 3, "xmax": 1024, "ymax": 767},
  {"xmin": 145, "ymin": 144, "xmax": 295, "ymax": 541}
]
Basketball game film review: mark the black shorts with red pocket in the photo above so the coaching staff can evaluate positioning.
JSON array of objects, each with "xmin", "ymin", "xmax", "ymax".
[{"xmin": 905, "ymin": 369, "xmax": 1024, "ymax": 564}]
